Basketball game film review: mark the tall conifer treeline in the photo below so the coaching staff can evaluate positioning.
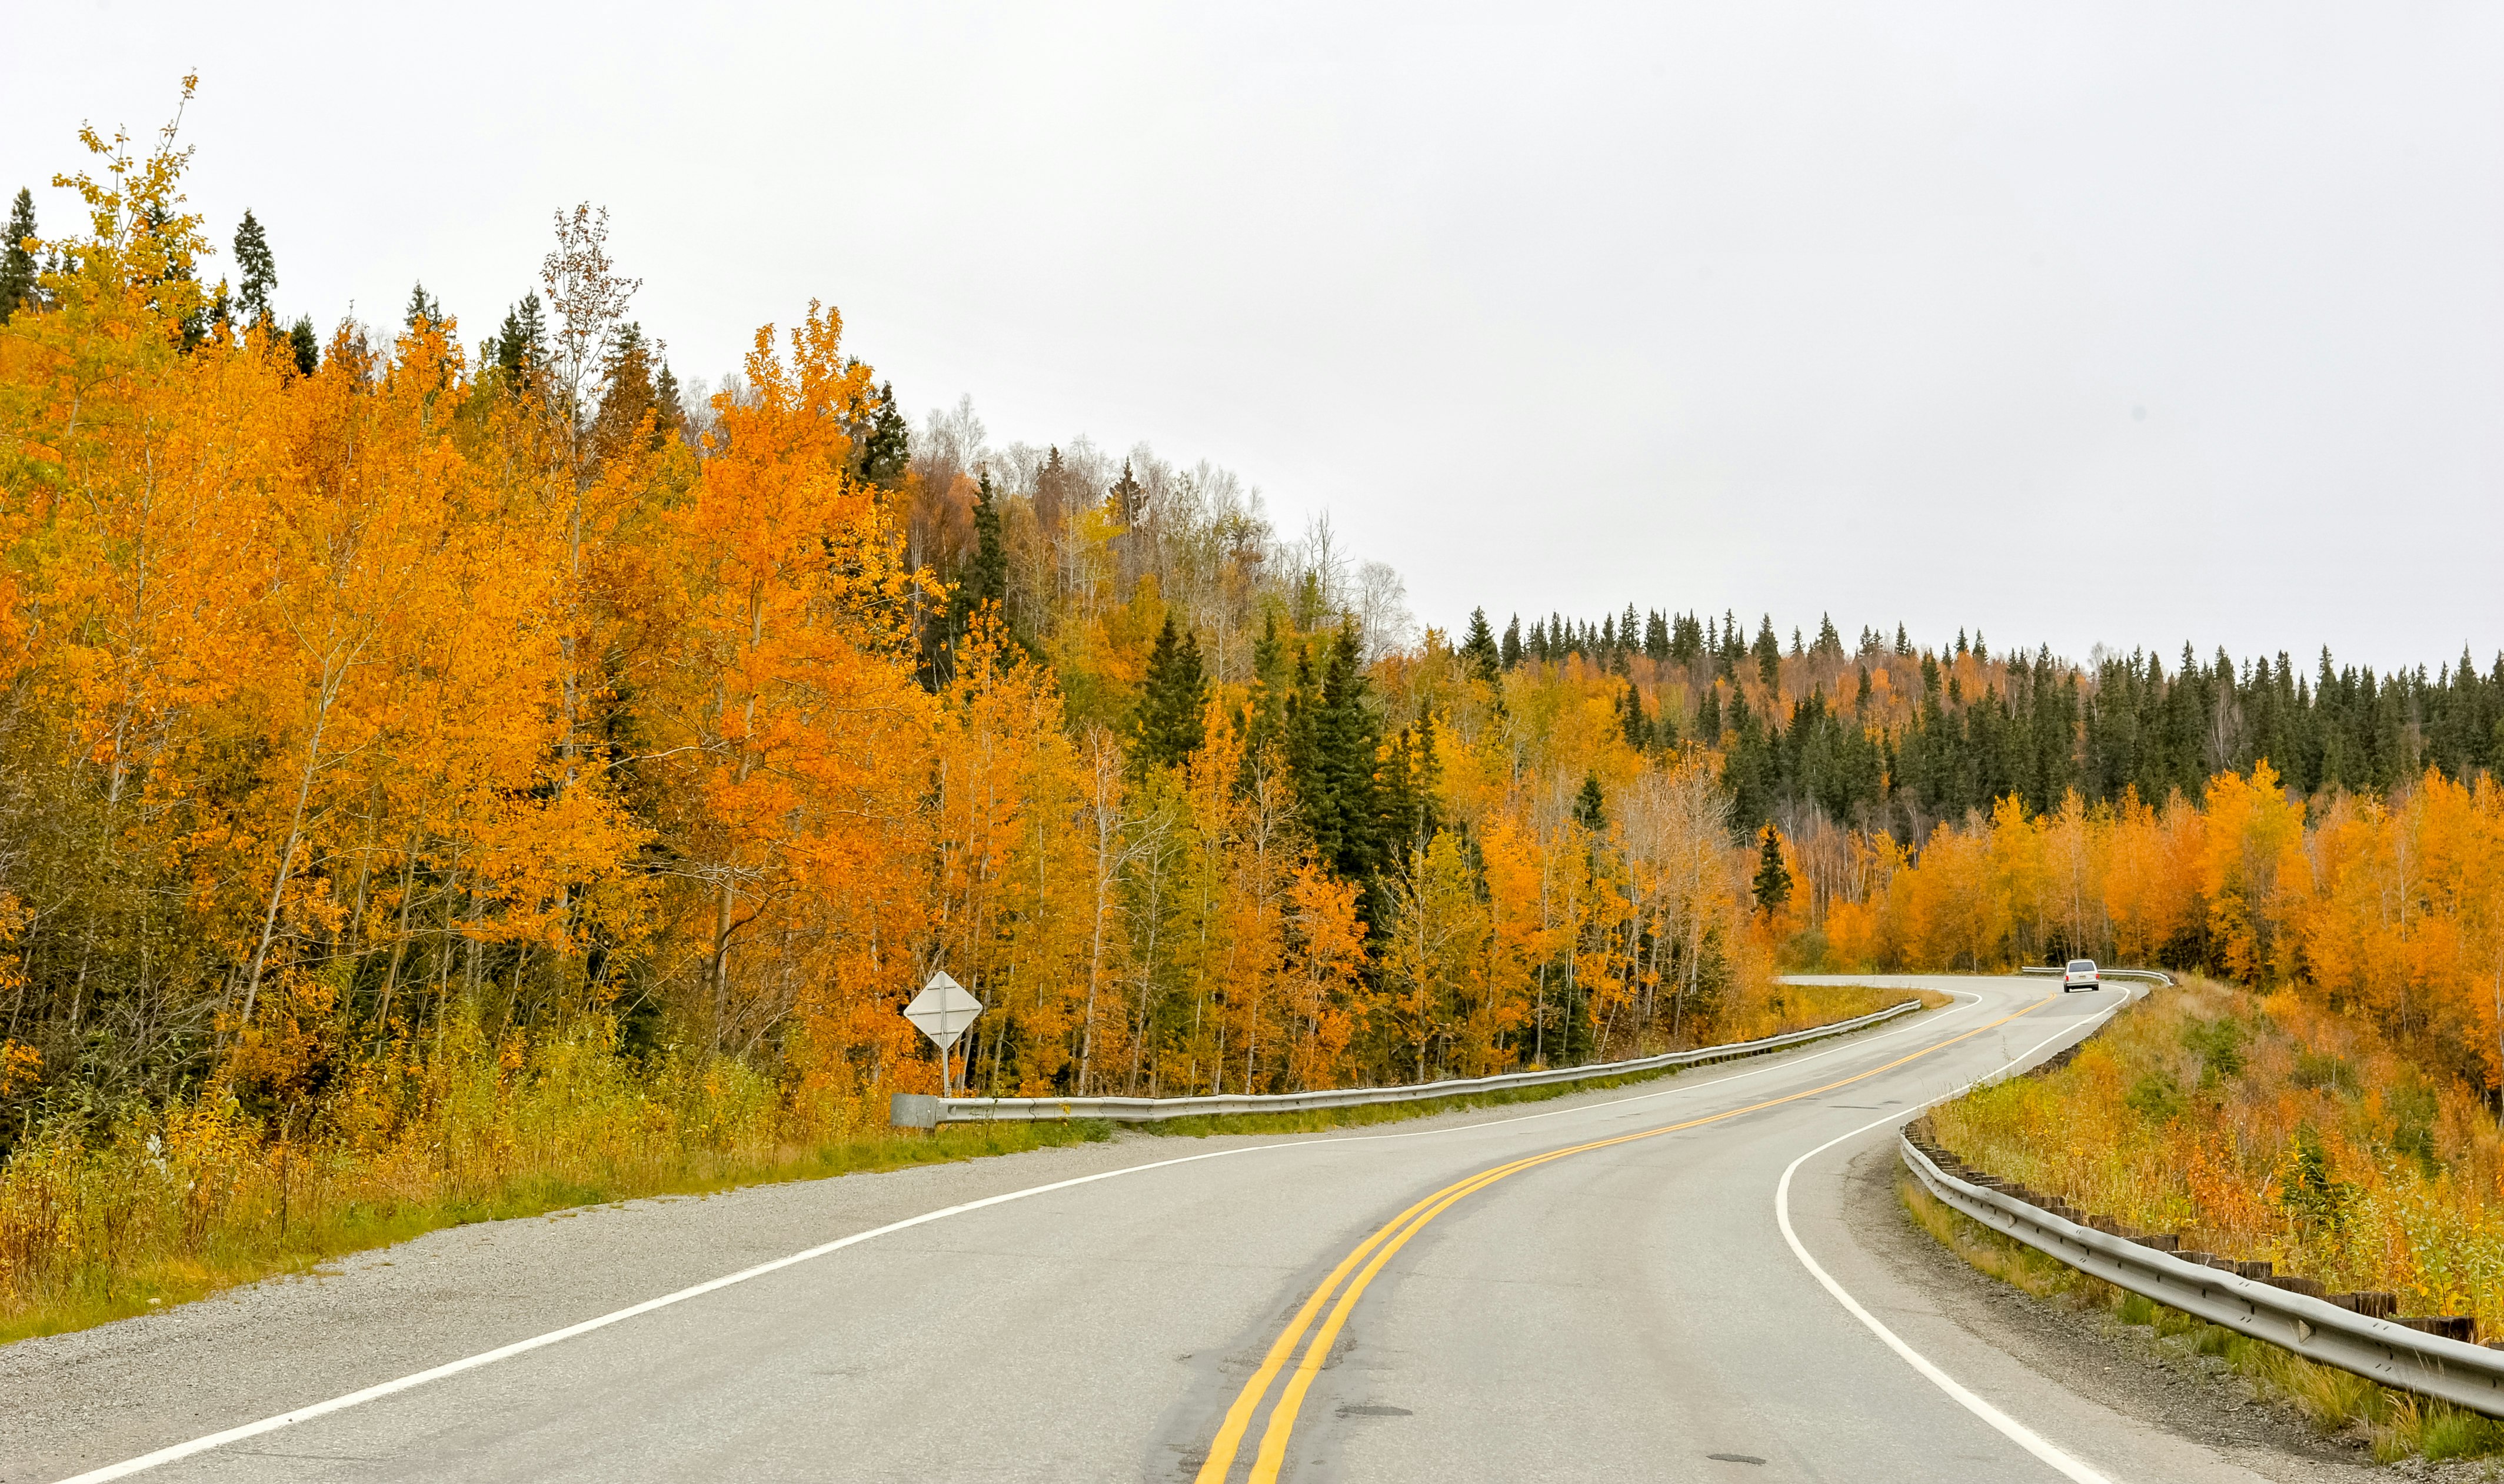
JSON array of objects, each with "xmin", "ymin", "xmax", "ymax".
[{"xmin": 1498, "ymin": 605, "xmax": 2503, "ymax": 836}]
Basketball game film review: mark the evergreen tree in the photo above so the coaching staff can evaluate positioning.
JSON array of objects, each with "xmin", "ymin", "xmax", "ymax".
[
  {"xmin": 957, "ymin": 473, "xmax": 1007, "ymax": 619},
  {"xmin": 860, "ymin": 381, "xmax": 910, "ymax": 487},
  {"xmin": 1288, "ymin": 623, "xmax": 1386, "ymax": 905},
  {"xmin": 287, "ymin": 316, "xmax": 319, "ymax": 376},
  {"xmin": 1644, "ymin": 609, "xmax": 1670, "ymax": 662},
  {"xmin": 1573, "ymin": 772, "xmax": 1606, "ymax": 831},
  {"xmin": 1500, "ymin": 614, "xmax": 1523, "ymax": 670},
  {"xmin": 232, "ymin": 209, "xmax": 276, "ymax": 328},
  {"xmin": 1134, "ymin": 618, "xmax": 1208, "ymax": 768},
  {"xmin": 1697, "ymin": 682, "xmax": 1722, "ymax": 744},
  {"xmin": 1460, "ymin": 606, "xmax": 1501, "ymax": 685},
  {"xmin": 1753, "ymin": 616, "xmax": 1782, "ymax": 690},
  {"xmin": 1752, "ymin": 827, "xmax": 1792, "ymax": 916},
  {"xmin": 1895, "ymin": 623, "xmax": 1911, "ymax": 656},
  {"xmin": 1670, "ymin": 612, "xmax": 1703, "ymax": 667},
  {"xmin": 651, "ymin": 362, "xmax": 686, "ymax": 446},
  {"xmin": 1108, "ymin": 461, "xmax": 1145, "ymax": 523},
  {"xmin": 404, "ymin": 281, "xmax": 445, "ymax": 331},
  {"xmin": 490, "ymin": 294, "xmax": 547, "ymax": 388},
  {"xmin": 0, "ymin": 189, "xmax": 34, "ymax": 325}
]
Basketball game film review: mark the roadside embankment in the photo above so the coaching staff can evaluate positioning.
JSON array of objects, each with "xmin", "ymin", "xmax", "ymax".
[{"xmin": 1911, "ymin": 975, "xmax": 2504, "ymax": 1463}]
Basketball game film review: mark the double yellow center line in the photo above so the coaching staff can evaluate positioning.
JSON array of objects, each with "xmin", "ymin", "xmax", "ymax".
[{"xmin": 1192, "ymin": 993, "xmax": 2053, "ymax": 1484}]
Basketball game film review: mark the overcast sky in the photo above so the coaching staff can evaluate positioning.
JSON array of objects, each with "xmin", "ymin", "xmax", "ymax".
[{"xmin": 7, "ymin": 3, "xmax": 2500, "ymax": 673}]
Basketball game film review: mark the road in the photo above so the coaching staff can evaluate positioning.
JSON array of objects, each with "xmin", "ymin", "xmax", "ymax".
[{"xmin": 2, "ymin": 975, "xmax": 2315, "ymax": 1483}]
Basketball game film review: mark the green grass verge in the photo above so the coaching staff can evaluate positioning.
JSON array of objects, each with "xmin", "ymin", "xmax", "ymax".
[{"xmin": 1898, "ymin": 1168, "xmax": 2504, "ymax": 1463}]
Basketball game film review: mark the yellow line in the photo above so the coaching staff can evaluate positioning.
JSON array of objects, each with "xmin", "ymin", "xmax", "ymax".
[{"xmin": 1200, "ymin": 992, "xmax": 2054, "ymax": 1484}]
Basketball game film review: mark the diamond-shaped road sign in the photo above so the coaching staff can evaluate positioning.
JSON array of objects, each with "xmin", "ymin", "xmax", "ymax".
[{"xmin": 904, "ymin": 971, "xmax": 982, "ymax": 1054}]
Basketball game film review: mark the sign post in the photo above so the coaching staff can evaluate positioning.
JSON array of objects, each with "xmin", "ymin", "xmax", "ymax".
[{"xmin": 903, "ymin": 971, "xmax": 983, "ymax": 1100}]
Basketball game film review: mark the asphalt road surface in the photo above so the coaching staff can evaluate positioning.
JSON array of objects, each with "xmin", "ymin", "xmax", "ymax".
[{"xmin": 4, "ymin": 975, "xmax": 2308, "ymax": 1483}]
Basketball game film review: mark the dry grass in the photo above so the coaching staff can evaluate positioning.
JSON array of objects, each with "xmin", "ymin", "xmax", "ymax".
[
  {"xmin": 2, "ymin": 985, "xmax": 1932, "ymax": 1346},
  {"xmin": 1903, "ymin": 1132, "xmax": 2504, "ymax": 1462},
  {"xmin": 0, "ymin": 1018, "xmax": 1110, "ymax": 1346},
  {"xmin": 1930, "ymin": 975, "xmax": 2504, "ymax": 1337}
]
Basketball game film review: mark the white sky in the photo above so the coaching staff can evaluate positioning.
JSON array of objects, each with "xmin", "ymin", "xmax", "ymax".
[{"xmin": 7, "ymin": 2, "xmax": 2501, "ymax": 675}]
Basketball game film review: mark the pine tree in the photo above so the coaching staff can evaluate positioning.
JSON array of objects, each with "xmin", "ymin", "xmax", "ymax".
[
  {"xmin": 287, "ymin": 316, "xmax": 319, "ymax": 376},
  {"xmin": 1644, "ymin": 609, "xmax": 1670, "ymax": 663},
  {"xmin": 1753, "ymin": 616, "xmax": 1782, "ymax": 691},
  {"xmin": 1108, "ymin": 461, "xmax": 1145, "ymax": 523},
  {"xmin": 1752, "ymin": 827, "xmax": 1792, "ymax": 916},
  {"xmin": 1134, "ymin": 617, "xmax": 1208, "ymax": 768},
  {"xmin": 404, "ymin": 281, "xmax": 445, "ymax": 331},
  {"xmin": 1697, "ymin": 682, "xmax": 1722, "ymax": 744},
  {"xmin": 232, "ymin": 209, "xmax": 276, "ymax": 328},
  {"xmin": 1460, "ymin": 607, "xmax": 1501, "ymax": 685},
  {"xmin": 957, "ymin": 473, "xmax": 1007, "ymax": 618},
  {"xmin": 1500, "ymin": 614, "xmax": 1523, "ymax": 670},
  {"xmin": 1289, "ymin": 623, "xmax": 1386, "ymax": 905},
  {"xmin": 860, "ymin": 381, "xmax": 910, "ymax": 487},
  {"xmin": 1620, "ymin": 682, "xmax": 1650, "ymax": 751},
  {"xmin": 490, "ymin": 294, "xmax": 547, "ymax": 388},
  {"xmin": 1573, "ymin": 772, "xmax": 1606, "ymax": 831},
  {"xmin": 1895, "ymin": 623, "xmax": 1911, "ymax": 656},
  {"xmin": 0, "ymin": 189, "xmax": 36, "ymax": 324}
]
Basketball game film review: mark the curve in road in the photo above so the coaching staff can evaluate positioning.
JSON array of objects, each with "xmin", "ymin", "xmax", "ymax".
[{"xmin": 11, "ymin": 975, "xmax": 2303, "ymax": 1484}]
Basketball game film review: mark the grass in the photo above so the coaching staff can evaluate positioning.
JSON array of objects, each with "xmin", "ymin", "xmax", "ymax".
[
  {"xmin": 0, "ymin": 982, "xmax": 1936, "ymax": 1348},
  {"xmin": 0, "ymin": 1116, "xmax": 1114, "ymax": 1347},
  {"xmin": 1927, "ymin": 975, "xmax": 2504, "ymax": 1339},
  {"xmin": 1899, "ymin": 1168, "xmax": 2504, "ymax": 1465}
]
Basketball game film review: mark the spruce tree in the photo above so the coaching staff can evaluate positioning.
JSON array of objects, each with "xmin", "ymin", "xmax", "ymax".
[
  {"xmin": 404, "ymin": 281, "xmax": 445, "ymax": 331},
  {"xmin": 0, "ymin": 189, "xmax": 36, "ymax": 325},
  {"xmin": 1697, "ymin": 682, "xmax": 1722, "ymax": 743},
  {"xmin": 1573, "ymin": 772, "xmax": 1606, "ymax": 831},
  {"xmin": 860, "ymin": 381, "xmax": 910, "ymax": 487},
  {"xmin": 232, "ymin": 209, "xmax": 276, "ymax": 327},
  {"xmin": 1134, "ymin": 618, "xmax": 1208, "ymax": 768},
  {"xmin": 1500, "ymin": 615, "xmax": 1523, "ymax": 670},
  {"xmin": 287, "ymin": 316, "xmax": 319, "ymax": 376},
  {"xmin": 1620, "ymin": 683, "xmax": 1650, "ymax": 751},
  {"xmin": 1289, "ymin": 623, "xmax": 1386, "ymax": 903},
  {"xmin": 1752, "ymin": 827, "xmax": 1792, "ymax": 915},
  {"xmin": 1644, "ymin": 609, "xmax": 1670, "ymax": 663},
  {"xmin": 1108, "ymin": 461, "xmax": 1145, "ymax": 523},
  {"xmin": 1895, "ymin": 623, "xmax": 1911, "ymax": 656},
  {"xmin": 957, "ymin": 473, "xmax": 1007, "ymax": 620},
  {"xmin": 1753, "ymin": 616, "xmax": 1782, "ymax": 690},
  {"xmin": 1460, "ymin": 607, "xmax": 1501, "ymax": 685}
]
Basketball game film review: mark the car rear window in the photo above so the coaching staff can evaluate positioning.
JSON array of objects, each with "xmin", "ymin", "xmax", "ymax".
[{"xmin": 2067, "ymin": 960, "xmax": 2095, "ymax": 971}]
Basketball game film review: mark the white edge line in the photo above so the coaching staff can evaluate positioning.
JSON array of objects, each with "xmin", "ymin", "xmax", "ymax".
[
  {"xmin": 1774, "ymin": 988, "xmax": 2138, "ymax": 1484},
  {"xmin": 55, "ymin": 983, "xmax": 2001, "ymax": 1483}
]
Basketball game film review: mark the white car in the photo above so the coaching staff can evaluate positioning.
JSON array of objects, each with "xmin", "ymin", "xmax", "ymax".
[{"xmin": 2062, "ymin": 958, "xmax": 2101, "ymax": 992}]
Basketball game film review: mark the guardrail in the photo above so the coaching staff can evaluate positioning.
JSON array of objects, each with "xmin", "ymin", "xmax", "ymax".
[
  {"xmin": 2016, "ymin": 965, "xmax": 2177, "ymax": 986},
  {"xmin": 1900, "ymin": 1132, "xmax": 2504, "ymax": 1417},
  {"xmin": 891, "ymin": 997, "xmax": 1924, "ymax": 1128}
]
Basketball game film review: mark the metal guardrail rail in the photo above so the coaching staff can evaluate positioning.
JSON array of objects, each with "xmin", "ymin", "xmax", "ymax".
[
  {"xmin": 2016, "ymin": 965, "xmax": 2177, "ymax": 986},
  {"xmin": 1902, "ymin": 1131, "xmax": 2504, "ymax": 1418},
  {"xmin": 891, "ymin": 997, "xmax": 1923, "ymax": 1128}
]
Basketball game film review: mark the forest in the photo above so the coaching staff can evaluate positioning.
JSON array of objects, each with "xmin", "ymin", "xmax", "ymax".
[{"xmin": 2, "ymin": 92, "xmax": 2503, "ymax": 1334}]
